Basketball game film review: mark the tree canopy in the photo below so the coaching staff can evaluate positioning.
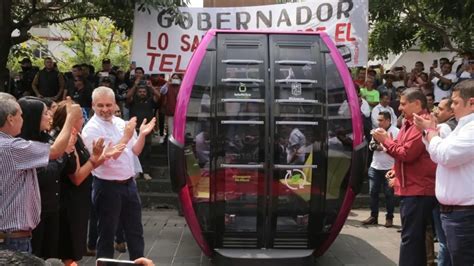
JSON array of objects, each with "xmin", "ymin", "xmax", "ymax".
[
  {"xmin": 369, "ymin": 0, "xmax": 473, "ymax": 59},
  {"xmin": 0, "ymin": 0, "xmax": 186, "ymax": 91}
]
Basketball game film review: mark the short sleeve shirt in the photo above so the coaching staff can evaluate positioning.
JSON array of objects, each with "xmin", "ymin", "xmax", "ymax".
[{"xmin": 360, "ymin": 88, "xmax": 380, "ymax": 104}]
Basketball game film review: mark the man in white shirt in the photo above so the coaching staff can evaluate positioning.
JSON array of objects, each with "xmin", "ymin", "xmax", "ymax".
[
  {"xmin": 337, "ymin": 96, "xmax": 370, "ymax": 118},
  {"xmin": 420, "ymin": 97, "xmax": 456, "ymax": 266},
  {"xmin": 371, "ymin": 92, "xmax": 397, "ymax": 129},
  {"xmin": 414, "ymin": 79, "xmax": 474, "ymax": 266},
  {"xmin": 338, "ymin": 86, "xmax": 371, "ymax": 142},
  {"xmin": 82, "ymin": 87, "xmax": 156, "ymax": 260},
  {"xmin": 362, "ymin": 111, "xmax": 399, "ymax": 227},
  {"xmin": 431, "ymin": 63, "xmax": 458, "ymax": 102}
]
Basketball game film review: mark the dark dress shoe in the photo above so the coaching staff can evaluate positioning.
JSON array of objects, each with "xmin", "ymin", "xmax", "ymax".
[
  {"xmin": 361, "ymin": 216, "xmax": 378, "ymax": 225},
  {"xmin": 384, "ymin": 218, "xmax": 393, "ymax": 228},
  {"xmin": 114, "ymin": 242, "xmax": 127, "ymax": 253}
]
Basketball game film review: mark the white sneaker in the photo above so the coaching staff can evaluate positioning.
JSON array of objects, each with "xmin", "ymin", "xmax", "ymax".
[{"xmin": 143, "ymin": 173, "xmax": 152, "ymax": 180}]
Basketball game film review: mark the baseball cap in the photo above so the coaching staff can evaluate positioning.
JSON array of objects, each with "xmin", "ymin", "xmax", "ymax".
[{"xmin": 19, "ymin": 58, "xmax": 32, "ymax": 64}]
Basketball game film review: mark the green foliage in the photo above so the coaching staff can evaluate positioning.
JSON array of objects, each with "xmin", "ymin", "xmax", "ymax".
[
  {"xmin": 58, "ymin": 18, "xmax": 132, "ymax": 72},
  {"xmin": 369, "ymin": 0, "xmax": 474, "ymax": 59},
  {"xmin": 7, "ymin": 38, "xmax": 48, "ymax": 74}
]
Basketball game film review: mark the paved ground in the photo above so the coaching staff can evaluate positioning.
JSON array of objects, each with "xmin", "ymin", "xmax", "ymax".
[{"xmin": 78, "ymin": 208, "xmax": 404, "ymax": 266}]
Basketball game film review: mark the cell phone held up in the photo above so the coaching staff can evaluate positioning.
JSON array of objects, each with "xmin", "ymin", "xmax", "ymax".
[{"xmin": 96, "ymin": 258, "xmax": 144, "ymax": 266}]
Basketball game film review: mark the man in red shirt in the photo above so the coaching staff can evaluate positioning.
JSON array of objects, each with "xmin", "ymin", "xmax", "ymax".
[{"xmin": 373, "ymin": 88, "xmax": 437, "ymax": 266}]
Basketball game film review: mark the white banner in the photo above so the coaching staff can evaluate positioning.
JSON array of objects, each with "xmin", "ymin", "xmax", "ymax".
[{"xmin": 131, "ymin": 0, "xmax": 368, "ymax": 74}]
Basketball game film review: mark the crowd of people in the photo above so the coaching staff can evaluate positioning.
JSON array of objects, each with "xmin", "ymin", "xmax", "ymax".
[
  {"xmin": 0, "ymin": 57, "xmax": 185, "ymax": 266},
  {"xmin": 354, "ymin": 55, "xmax": 473, "ymax": 266},
  {"xmin": 0, "ymin": 52, "xmax": 472, "ymax": 266}
]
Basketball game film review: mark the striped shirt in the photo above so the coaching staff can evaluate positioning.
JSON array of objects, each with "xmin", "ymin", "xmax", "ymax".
[{"xmin": 0, "ymin": 131, "xmax": 50, "ymax": 231}]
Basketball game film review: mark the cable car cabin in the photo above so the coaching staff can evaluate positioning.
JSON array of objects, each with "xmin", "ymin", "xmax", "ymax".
[{"xmin": 169, "ymin": 30, "xmax": 367, "ymax": 265}]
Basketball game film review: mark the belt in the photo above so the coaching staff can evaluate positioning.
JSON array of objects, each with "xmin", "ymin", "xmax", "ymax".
[
  {"xmin": 0, "ymin": 230, "xmax": 32, "ymax": 240},
  {"xmin": 440, "ymin": 204, "xmax": 474, "ymax": 213},
  {"xmin": 110, "ymin": 177, "xmax": 133, "ymax": 184}
]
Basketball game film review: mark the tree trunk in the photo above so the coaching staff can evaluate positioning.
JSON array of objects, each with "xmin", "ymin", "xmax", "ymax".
[{"xmin": 0, "ymin": 0, "xmax": 12, "ymax": 93}]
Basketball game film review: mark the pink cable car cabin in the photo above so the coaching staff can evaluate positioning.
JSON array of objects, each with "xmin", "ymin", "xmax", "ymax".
[{"xmin": 168, "ymin": 29, "xmax": 367, "ymax": 265}]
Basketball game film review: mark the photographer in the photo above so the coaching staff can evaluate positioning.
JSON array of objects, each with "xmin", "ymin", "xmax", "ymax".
[
  {"xmin": 390, "ymin": 66, "xmax": 408, "ymax": 88},
  {"xmin": 362, "ymin": 111, "xmax": 399, "ymax": 227},
  {"xmin": 126, "ymin": 70, "xmax": 160, "ymax": 180},
  {"xmin": 457, "ymin": 53, "xmax": 474, "ymax": 82},
  {"xmin": 407, "ymin": 61, "xmax": 426, "ymax": 88},
  {"xmin": 430, "ymin": 62, "xmax": 458, "ymax": 102}
]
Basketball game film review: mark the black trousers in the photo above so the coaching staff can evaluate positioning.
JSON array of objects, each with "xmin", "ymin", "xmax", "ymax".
[
  {"xmin": 158, "ymin": 110, "xmax": 165, "ymax": 136},
  {"xmin": 399, "ymin": 196, "xmax": 436, "ymax": 266},
  {"xmin": 92, "ymin": 178, "xmax": 144, "ymax": 260},
  {"xmin": 441, "ymin": 209, "xmax": 474, "ymax": 265}
]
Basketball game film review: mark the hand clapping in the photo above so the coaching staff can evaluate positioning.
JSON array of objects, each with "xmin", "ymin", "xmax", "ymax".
[
  {"xmin": 139, "ymin": 117, "xmax": 156, "ymax": 136},
  {"xmin": 372, "ymin": 128, "xmax": 391, "ymax": 143},
  {"xmin": 413, "ymin": 113, "xmax": 437, "ymax": 131}
]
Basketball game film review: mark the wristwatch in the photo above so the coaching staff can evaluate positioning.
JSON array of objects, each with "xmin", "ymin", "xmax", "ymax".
[{"xmin": 423, "ymin": 128, "xmax": 437, "ymax": 137}]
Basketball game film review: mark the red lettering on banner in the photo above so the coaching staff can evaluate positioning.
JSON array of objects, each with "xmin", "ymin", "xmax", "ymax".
[
  {"xmin": 147, "ymin": 32, "xmax": 156, "ymax": 50},
  {"xmin": 181, "ymin": 34, "xmax": 201, "ymax": 52},
  {"xmin": 159, "ymin": 54, "xmax": 176, "ymax": 72},
  {"xmin": 147, "ymin": 52, "xmax": 161, "ymax": 71},
  {"xmin": 335, "ymin": 23, "xmax": 345, "ymax": 42},
  {"xmin": 147, "ymin": 32, "xmax": 169, "ymax": 51},
  {"xmin": 158, "ymin": 33, "xmax": 169, "ymax": 50},
  {"xmin": 315, "ymin": 26, "xmax": 326, "ymax": 32},
  {"xmin": 335, "ymin": 23, "xmax": 355, "ymax": 42},
  {"xmin": 181, "ymin": 35, "xmax": 191, "ymax": 52},
  {"xmin": 147, "ymin": 53, "xmax": 187, "ymax": 73},
  {"xmin": 190, "ymin": 35, "xmax": 200, "ymax": 52},
  {"xmin": 346, "ymin": 23, "xmax": 356, "ymax": 41},
  {"xmin": 175, "ymin": 55, "xmax": 187, "ymax": 73}
]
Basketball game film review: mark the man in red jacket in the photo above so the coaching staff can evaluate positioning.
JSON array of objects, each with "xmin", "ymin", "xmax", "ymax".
[{"xmin": 373, "ymin": 88, "xmax": 437, "ymax": 266}]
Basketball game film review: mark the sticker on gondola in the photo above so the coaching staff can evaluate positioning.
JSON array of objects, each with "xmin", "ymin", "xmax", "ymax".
[
  {"xmin": 291, "ymin": 83, "xmax": 302, "ymax": 96},
  {"xmin": 284, "ymin": 169, "xmax": 307, "ymax": 190},
  {"xmin": 233, "ymin": 175, "xmax": 251, "ymax": 182},
  {"xmin": 239, "ymin": 83, "xmax": 247, "ymax": 93},
  {"xmin": 234, "ymin": 82, "xmax": 251, "ymax": 97}
]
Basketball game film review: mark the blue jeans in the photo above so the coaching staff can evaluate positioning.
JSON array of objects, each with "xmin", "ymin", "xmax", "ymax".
[
  {"xmin": 399, "ymin": 196, "xmax": 436, "ymax": 266},
  {"xmin": 92, "ymin": 178, "xmax": 144, "ymax": 260},
  {"xmin": 0, "ymin": 237, "xmax": 32, "ymax": 253},
  {"xmin": 368, "ymin": 167, "xmax": 394, "ymax": 219},
  {"xmin": 441, "ymin": 209, "xmax": 474, "ymax": 266},
  {"xmin": 433, "ymin": 206, "xmax": 451, "ymax": 266}
]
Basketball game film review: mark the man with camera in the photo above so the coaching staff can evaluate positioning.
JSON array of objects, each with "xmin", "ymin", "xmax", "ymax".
[
  {"xmin": 431, "ymin": 62, "xmax": 458, "ymax": 103},
  {"xmin": 362, "ymin": 111, "xmax": 399, "ymax": 227},
  {"xmin": 126, "ymin": 67, "xmax": 160, "ymax": 180},
  {"xmin": 95, "ymin": 58, "xmax": 117, "ymax": 88}
]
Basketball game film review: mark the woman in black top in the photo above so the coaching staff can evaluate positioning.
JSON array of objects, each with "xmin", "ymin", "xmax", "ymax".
[
  {"xmin": 18, "ymin": 97, "xmax": 77, "ymax": 259},
  {"xmin": 52, "ymin": 101, "xmax": 124, "ymax": 266}
]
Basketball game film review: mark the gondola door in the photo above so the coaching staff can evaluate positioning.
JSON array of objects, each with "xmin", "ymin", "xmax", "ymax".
[{"xmin": 212, "ymin": 33, "xmax": 325, "ymax": 249}]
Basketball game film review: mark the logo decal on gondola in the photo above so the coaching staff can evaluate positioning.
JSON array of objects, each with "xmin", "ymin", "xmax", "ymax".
[
  {"xmin": 238, "ymin": 82, "xmax": 247, "ymax": 93},
  {"xmin": 234, "ymin": 82, "xmax": 251, "ymax": 97},
  {"xmin": 284, "ymin": 169, "xmax": 307, "ymax": 190},
  {"xmin": 291, "ymin": 83, "xmax": 302, "ymax": 96}
]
